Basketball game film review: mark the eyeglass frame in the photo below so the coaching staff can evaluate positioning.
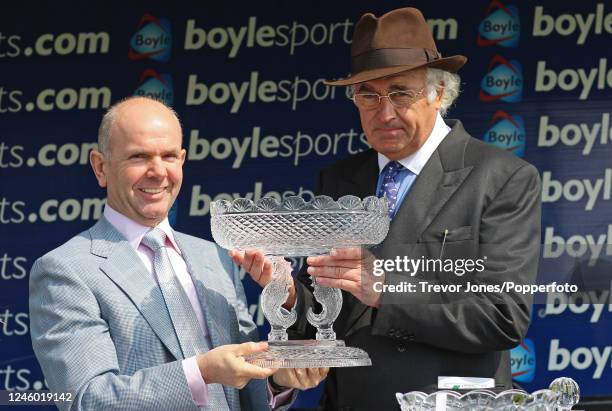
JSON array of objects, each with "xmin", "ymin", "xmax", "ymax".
[{"xmin": 350, "ymin": 87, "xmax": 426, "ymax": 109}]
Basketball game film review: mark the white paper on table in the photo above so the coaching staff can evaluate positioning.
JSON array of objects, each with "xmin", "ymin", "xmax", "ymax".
[{"xmin": 437, "ymin": 376, "xmax": 495, "ymax": 389}]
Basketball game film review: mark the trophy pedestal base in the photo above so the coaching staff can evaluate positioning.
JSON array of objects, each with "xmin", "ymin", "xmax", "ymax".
[{"xmin": 245, "ymin": 340, "xmax": 372, "ymax": 368}]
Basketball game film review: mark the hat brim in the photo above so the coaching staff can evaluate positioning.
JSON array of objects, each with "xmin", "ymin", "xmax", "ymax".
[{"xmin": 324, "ymin": 54, "xmax": 467, "ymax": 86}]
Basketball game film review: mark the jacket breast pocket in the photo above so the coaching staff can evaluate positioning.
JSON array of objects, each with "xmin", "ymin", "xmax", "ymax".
[{"xmin": 419, "ymin": 225, "xmax": 473, "ymax": 243}]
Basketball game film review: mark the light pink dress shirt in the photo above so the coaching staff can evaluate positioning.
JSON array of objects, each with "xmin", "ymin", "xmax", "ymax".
[{"xmin": 103, "ymin": 206, "xmax": 291, "ymax": 408}]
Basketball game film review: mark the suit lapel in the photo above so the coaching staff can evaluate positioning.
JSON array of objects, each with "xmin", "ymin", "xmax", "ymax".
[
  {"xmin": 90, "ymin": 218, "xmax": 183, "ymax": 360},
  {"xmin": 388, "ymin": 153, "xmax": 472, "ymax": 245},
  {"xmin": 385, "ymin": 120, "xmax": 473, "ymax": 245},
  {"xmin": 339, "ymin": 149, "xmax": 378, "ymax": 198},
  {"xmin": 174, "ymin": 234, "xmax": 233, "ymax": 349}
]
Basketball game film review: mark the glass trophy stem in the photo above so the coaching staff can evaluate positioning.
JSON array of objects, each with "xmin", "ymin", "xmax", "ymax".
[
  {"xmin": 307, "ymin": 275, "xmax": 343, "ymax": 341},
  {"xmin": 316, "ymin": 327, "xmax": 336, "ymax": 341},
  {"xmin": 268, "ymin": 326, "xmax": 288, "ymax": 342},
  {"xmin": 260, "ymin": 256, "xmax": 297, "ymax": 342}
]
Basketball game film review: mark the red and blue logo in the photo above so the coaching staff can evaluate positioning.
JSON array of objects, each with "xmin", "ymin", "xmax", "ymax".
[
  {"xmin": 133, "ymin": 69, "xmax": 174, "ymax": 106},
  {"xmin": 477, "ymin": 0, "xmax": 520, "ymax": 48},
  {"xmin": 128, "ymin": 14, "xmax": 172, "ymax": 62},
  {"xmin": 511, "ymin": 338, "xmax": 536, "ymax": 383},
  {"xmin": 480, "ymin": 55, "xmax": 523, "ymax": 103},
  {"xmin": 483, "ymin": 110, "xmax": 525, "ymax": 157}
]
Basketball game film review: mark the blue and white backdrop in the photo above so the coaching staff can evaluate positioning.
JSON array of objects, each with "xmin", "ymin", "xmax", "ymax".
[{"xmin": 1, "ymin": 1, "xmax": 611, "ymax": 408}]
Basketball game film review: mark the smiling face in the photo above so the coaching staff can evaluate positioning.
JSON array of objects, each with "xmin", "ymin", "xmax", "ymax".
[
  {"xmin": 356, "ymin": 68, "xmax": 442, "ymax": 160},
  {"xmin": 90, "ymin": 98, "xmax": 186, "ymax": 227}
]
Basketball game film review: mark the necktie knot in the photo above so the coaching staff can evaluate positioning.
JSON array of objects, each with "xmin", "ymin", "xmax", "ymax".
[
  {"xmin": 383, "ymin": 161, "xmax": 404, "ymax": 180},
  {"xmin": 141, "ymin": 228, "xmax": 167, "ymax": 251}
]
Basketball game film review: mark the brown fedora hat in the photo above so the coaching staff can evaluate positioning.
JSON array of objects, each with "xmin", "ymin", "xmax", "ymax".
[{"xmin": 325, "ymin": 8, "xmax": 467, "ymax": 86}]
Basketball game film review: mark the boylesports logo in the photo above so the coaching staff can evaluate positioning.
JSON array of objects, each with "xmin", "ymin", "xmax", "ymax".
[
  {"xmin": 477, "ymin": 0, "xmax": 520, "ymax": 48},
  {"xmin": 128, "ymin": 14, "xmax": 172, "ymax": 62},
  {"xmin": 511, "ymin": 338, "xmax": 536, "ymax": 383},
  {"xmin": 133, "ymin": 69, "xmax": 174, "ymax": 106},
  {"xmin": 480, "ymin": 55, "xmax": 523, "ymax": 103},
  {"xmin": 483, "ymin": 110, "xmax": 525, "ymax": 156}
]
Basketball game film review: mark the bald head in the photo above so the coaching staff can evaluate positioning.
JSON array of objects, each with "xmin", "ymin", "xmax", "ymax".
[{"xmin": 97, "ymin": 97, "xmax": 182, "ymax": 158}]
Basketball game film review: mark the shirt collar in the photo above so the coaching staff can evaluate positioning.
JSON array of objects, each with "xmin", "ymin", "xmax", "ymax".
[
  {"xmin": 378, "ymin": 113, "xmax": 451, "ymax": 176},
  {"xmin": 103, "ymin": 205, "xmax": 181, "ymax": 254}
]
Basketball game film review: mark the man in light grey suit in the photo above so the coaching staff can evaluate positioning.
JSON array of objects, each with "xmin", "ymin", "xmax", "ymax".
[{"xmin": 29, "ymin": 97, "xmax": 327, "ymax": 411}]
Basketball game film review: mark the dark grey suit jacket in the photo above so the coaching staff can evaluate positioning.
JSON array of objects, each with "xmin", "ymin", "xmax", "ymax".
[{"xmin": 289, "ymin": 120, "xmax": 542, "ymax": 411}]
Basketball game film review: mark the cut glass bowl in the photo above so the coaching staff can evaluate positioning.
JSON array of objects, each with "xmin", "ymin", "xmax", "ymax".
[{"xmin": 211, "ymin": 195, "xmax": 390, "ymax": 256}]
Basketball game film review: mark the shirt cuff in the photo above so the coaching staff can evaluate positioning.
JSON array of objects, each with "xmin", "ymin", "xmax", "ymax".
[
  {"xmin": 267, "ymin": 379, "xmax": 294, "ymax": 409},
  {"xmin": 182, "ymin": 357, "xmax": 208, "ymax": 406}
]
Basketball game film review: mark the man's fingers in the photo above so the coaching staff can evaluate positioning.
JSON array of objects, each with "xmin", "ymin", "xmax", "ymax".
[
  {"xmin": 262, "ymin": 260, "xmax": 273, "ymax": 277},
  {"xmin": 308, "ymin": 266, "xmax": 361, "ymax": 282},
  {"xmin": 231, "ymin": 343, "xmax": 276, "ymax": 379},
  {"xmin": 247, "ymin": 250, "xmax": 264, "ymax": 269},
  {"xmin": 234, "ymin": 341, "xmax": 268, "ymax": 356},
  {"xmin": 306, "ymin": 256, "xmax": 361, "ymax": 269},
  {"xmin": 307, "ymin": 265, "xmax": 344, "ymax": 279},
  {"xmin": 245, "ymin": 250, "xmax": 270, "ymax": 275},
  {"xmin": 240, "ymin": 362, "xmax": 276, "ymax": 379},
  {"xmin": 310, "ymin": 367, "xmax": 329, "ymax": 380},
  {"xmin": 320, "ymin": 367, "xmax": 330, "ymax": 379},
  {"xmin": 229, "ymin": 250, "xmax": 265, "ymax": 283},
  {"xmin": 300, "ymin": 367, "xmax": 327, "ymax": 388},
  {"xmin": 306, "ymin": 247, "xmax": 362, "ymax": 265},
  {"xmin": 315, "ymin": 276, "xmax": 360, "ymax": 296},
  {"xmin": 228, "ymin": 249, "xmax": 244, "ymax": 264},
  {"xmin": 330, "ymin": 247, "xmax": 362, "ymax": 259},
  {"xmin": 274, "ymin": 368, "xmax": 328, "ymax": 390},
  {"xmin": 229, "ymin": 249, "xmax": 260, "ymax": 277},
  {"xmin": 305, "ymin": 367, "xmax": 317, "ymax": 380},
  {"xmin": 291, "ymin": 368, "xmax": 306, "ymax": 387},
  {"xmin": 241, "ymin": 250, "xmax": 255, "ymax": 273}
]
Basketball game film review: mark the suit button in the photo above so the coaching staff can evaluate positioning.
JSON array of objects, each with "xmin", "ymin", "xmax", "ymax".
[{"xmin": 397, "ymin": 343, "xmax": 406, "ymax": 352}]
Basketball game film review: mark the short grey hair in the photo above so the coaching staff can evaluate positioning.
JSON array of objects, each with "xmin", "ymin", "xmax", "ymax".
[
  {"xmin": 97, "ymin": 96, "xmax": 181, "ymax": 158},
  {"xmin": 425, "ymin": 68, "xmax": 461, "ymax": 117},
  {"xmin": 347, "ymin": 68, "xmax": 461, "ymax": 117}
]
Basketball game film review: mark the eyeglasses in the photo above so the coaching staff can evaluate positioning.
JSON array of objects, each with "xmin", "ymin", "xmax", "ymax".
[{"xmin": 351, "ymin": 87, "xmax": 426, "ymax": 109}]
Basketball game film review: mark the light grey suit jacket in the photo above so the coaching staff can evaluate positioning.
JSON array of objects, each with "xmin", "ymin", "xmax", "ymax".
[{"xmin": 30, "ymin": 217, "xmax": 289, "ymax": 411}]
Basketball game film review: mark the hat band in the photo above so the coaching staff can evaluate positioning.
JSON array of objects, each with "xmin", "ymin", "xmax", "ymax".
[{"xmin": 351, "ymin": 48, "xmax": 442, "ymax": 73}]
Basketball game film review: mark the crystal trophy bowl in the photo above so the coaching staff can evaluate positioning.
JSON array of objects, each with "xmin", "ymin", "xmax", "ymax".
[
  {"xmin": 211, "ymin": 195, "xmax": 389, "ymax": 257},
  {"xmin": 395, "ymin": 377, "xmax": 580, "ymax": 411},
  {"xmin": 211, "ymin": 195, "xmax": 390, "ymax": 368}
]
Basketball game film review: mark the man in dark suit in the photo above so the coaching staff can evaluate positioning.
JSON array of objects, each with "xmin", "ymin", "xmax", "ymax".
[{"xmin": 231, "ymin": 7, "xmax": 541, "ymax": 411}]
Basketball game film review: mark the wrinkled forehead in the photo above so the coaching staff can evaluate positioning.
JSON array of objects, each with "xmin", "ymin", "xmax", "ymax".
[{"xmin": 355, "ymin": 68, "xmax": 426, "ymax": 92}]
